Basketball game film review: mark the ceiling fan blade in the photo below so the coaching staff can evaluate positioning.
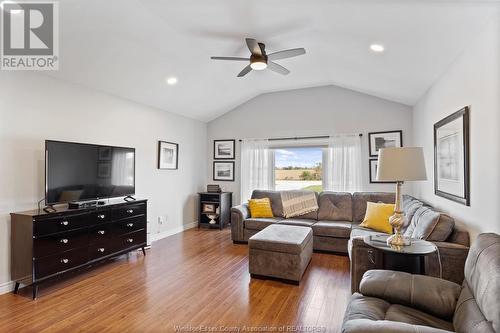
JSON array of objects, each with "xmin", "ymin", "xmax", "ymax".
[
  {"xmin": 267, "ymin": 62, "xmax": 290, "ymax": 75},
  {"xmin": 267, "ymin": 48, "xmax": 306, "ymax": 61},
  {"xmin": 245, "ymin": 38, "xmax": 262, "ymax": 56},
  {"xmin": 237, "ymin": 64, "xmax": 252, "ymax": 77},
  {"xmin": 258, "ymin": 43, "xmax": 266, "ymax": 55},
  {"xmin": 211, "ymin": 56, "xmax": 249, "ymax": 61}
]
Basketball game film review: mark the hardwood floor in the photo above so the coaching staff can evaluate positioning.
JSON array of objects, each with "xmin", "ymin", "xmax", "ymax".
[{"xmin": 0, "ymin": 228, "xmax": 351, "ymax": 332}]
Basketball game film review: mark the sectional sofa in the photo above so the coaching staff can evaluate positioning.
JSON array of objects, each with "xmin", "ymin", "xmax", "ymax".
[{"xmin": 231, "ymin": 190, "xmax": 470, "ymax": 290}]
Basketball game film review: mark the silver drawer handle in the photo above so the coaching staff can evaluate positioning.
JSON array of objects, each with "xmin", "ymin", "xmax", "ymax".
[
  {"xmin": 126, "ymin": 209, "xmax": 134, "ymax": 214},
  {"xmin": 97, "ymin": 214, "xmax": 105, "ymax": 219},
  {"xmin": 368, "ymin": 250, "xmax": 375, "ymax": 265},
  {"xmin": 98, "ymin": 230, "xmax": 105, "ymax": 235},
  {"xmin": 126, "ymin": 223, "xmax": 134, "ymax": 227},
  {"xmin": 60, "ymin": 221, "xmax": 69, "ymax": 226},
  {"xmin": 60, "ymin": 238, "xmax": 68, "ymax": 244},
  {"xmin": 126, "ymin": 238, "xmax": 133, "ymax": 243},
  {"xmin": 61, "ymin": 258, "xmax": 69, "ymax": 264},
  {"xmin": 98, "ymin": 248, "xmax": 105, "ymax": 253}
]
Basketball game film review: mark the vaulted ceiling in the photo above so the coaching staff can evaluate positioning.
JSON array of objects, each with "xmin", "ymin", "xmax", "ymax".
[{"xmin": 46, "ymin": 0, "xmax": 499, "ymax": 122}]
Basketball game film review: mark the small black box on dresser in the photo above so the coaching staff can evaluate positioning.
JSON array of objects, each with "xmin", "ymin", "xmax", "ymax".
[{"xmin": 10, "ymin": 199, "xmax": 148, "ymax": 299}]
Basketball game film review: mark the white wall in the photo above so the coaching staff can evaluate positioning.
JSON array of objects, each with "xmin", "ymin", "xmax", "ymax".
[
  {"xmin": 0, "ymin": 72, "xmax": 207, "ymax": 291},
  {"xmin": 207, "ymin": 85, "xmax": 413, "ymax": 204},
  {"xmin": 412, "ymin": 13, "xmax": 500, "ymax": 240}
]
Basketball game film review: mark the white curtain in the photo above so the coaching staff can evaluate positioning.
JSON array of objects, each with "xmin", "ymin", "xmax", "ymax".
[
  {"xmin": 240, "ymin": 139, "xmax": 275, "ymax": 203},
  {"xmin": 323, "ymin": 135, "xmax": 362, "ymax": 192}
]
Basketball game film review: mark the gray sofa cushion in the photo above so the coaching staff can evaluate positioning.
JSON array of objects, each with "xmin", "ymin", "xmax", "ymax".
[
  {"xmin": 402, "ymin": 199, "xmax": 424, "ymax": 231},
  {"xmin": 248, "ymin": 224, "xmax": 313, "ymax": 255},
  {"xmin": 404, "ymin": 206, "xmax": 441, "ymax": 240},
  {"xmin": 245, "ymin": 217, "xmax": 282, "ymax": 231},
  {"xmin": 317, "ymin": 192, "xmax": 353, "ymax": 221},
  {"xmin": 427, "ymin": 214, "xmax": 455, "ymax": 242},
  {"xmin": 312, "ymin": 221, "xmax": 352, "ymax": 238},
  {"xmin": 279, "ymin": 218, "xmax": 316, "ymax": 227},
  {"xmin": 343, "ymin": 293, "xmax": 455, "ymax": 332},
  {"xmin": 360, "ymin": 270, "xmax": 461, "ymax": 319},
  {"xmin": 455, "ymin": 233, "xmax": 500, "ymax": 333},
  {"xmin": 352, "ymin": 192, "xmax": 396, "ymax": 222},
  {"xmin": 251, "ymin": 190, "xmax": 284, "ymax": 217}
]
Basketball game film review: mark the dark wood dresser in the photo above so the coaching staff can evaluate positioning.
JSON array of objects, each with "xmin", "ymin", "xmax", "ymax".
[{"xmin": 10, "ymin": 199, "xmax": 147, "ymax": 299}]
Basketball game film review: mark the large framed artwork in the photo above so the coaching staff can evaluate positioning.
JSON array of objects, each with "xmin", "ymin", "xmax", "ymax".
[
  {"xmin": 214, "ymin": 140, "xmax": 235, "ymax": 159},
  {"xmin": 158, "ymin": 141, "xmax": 179, "ymax": 170},
  {"xmin": 434, "ymin": 107, "xmax": 470, "ymax": 206},
  {"xmin": 368, "ymin": 130, "xmax": 403, "ymax": 157},
  {"xmin": 213, "ymin": 161, "xmax": 235, "ymax": 181},
  {"xmin": 369, "ymin": 159, "xmax": 396, "ymax": 184}
]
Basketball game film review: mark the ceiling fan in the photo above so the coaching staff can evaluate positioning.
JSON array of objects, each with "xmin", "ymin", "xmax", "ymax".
[{"xmin": 211, "ymin": 38, "xmax": 306, "ymax": 77}]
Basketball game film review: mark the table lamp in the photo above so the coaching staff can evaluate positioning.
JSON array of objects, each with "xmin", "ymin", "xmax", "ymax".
[{"xmin": 376, "ymin": 147, "xmax": 427, "ymax": 247}]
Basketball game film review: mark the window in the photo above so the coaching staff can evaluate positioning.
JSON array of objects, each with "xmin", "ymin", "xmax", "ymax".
[{"xmin": 274, "ymin": 147, "xmax": 323, "ymax": 192}]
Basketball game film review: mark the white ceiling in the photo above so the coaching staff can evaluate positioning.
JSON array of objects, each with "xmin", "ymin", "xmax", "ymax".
[{"xmin": 46, "ymin": 0, "xmax": 499, "ymax": 122}]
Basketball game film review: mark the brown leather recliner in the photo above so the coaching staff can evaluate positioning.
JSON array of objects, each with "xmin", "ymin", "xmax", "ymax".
[{"xmin": 342, "ymin": 233, "xmax": 500, "ymax": 333}]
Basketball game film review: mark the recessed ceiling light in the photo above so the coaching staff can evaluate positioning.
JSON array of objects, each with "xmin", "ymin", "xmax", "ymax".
[
  {"xmin": 166, "ymin": 77, "xmax": 178, "ymax": 85},
  {"xmin": 370, "ymin": 44, "xmax": 385, "ymax": 53}
]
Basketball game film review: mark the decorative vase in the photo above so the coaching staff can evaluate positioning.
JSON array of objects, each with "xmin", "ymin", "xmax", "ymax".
[{"xmin": 207, "ymin": 214, "xmax": 218, "ymax": 224}]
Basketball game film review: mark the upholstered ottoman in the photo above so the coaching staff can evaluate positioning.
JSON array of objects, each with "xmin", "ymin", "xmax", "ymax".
[{"xmin": 248, "ymin": 224, "xmax": 313, "ymax": 284}]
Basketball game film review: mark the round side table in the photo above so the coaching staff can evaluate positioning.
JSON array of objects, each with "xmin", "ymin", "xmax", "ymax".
[{"xmin": 363, "ymin": 234, "xmax": 439, "ymax": 276}]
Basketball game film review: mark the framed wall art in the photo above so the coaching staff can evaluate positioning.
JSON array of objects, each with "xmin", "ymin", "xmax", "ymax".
[
  {"xmin": 434, "ymin": 106, "xmax": 470, "ymax": 206},
  {"xmin": 213, "ymin": 161, "xmax": 235, "ymax": 181},
  {"xmin": 368, "ymin": 130, "xmax": 403, "ymax": 157},
  {"xmin": 214, "ymin": 140, "xmax": 235, "ymax": 160},
  {"xmin": 158, "ymin": 141, "xmax": 179, "ymax": 170}
]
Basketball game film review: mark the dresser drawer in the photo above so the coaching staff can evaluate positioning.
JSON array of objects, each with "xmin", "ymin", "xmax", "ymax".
[
  {"xmin": 88, "ymin": 242, "xmax": 114, "ymax": 261},
  {"xmin": 34, "ymin": 248, "xmax": 89, "ymax": 280},
  {"xmin": 89, "ymin": 224, "xmax": 113, "ymax": 244},
  {"xmin": 114, "ymin": 230, "xmax": 146, "ymax": 252},
  {"xmin": 34, "ymin": 229, "xmax": 89, "ymax": 259},
  {"xmin": 112, "ymin": 216, "xmax": 146, "ymax": 236},
  {"xmin": 112, "ymin": 203, "xmax": 146, "ymax": 220},
  {"xmin": 89, "ymin": 209, "xmax": 111, "ymax": 225},
  {"xmin": 34, "ymin": 213, "xmax": 89, "ymax": 236}
]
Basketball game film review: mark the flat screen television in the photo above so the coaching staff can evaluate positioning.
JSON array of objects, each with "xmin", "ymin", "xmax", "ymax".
[{"xmin": 45, "ymin": 140, "xmax": 135, "ymax": 204}]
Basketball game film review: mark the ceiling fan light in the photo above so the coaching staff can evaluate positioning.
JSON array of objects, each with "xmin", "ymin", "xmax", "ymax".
[{"xmin": 250, "ymin": 61, "xmax": 267, "ymax": 70}]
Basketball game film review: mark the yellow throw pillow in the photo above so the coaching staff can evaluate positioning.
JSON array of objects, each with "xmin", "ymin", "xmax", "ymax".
[
  {"xmin": 248, "ymin": 198, "xmax": 274, "ymax": 218},
  {"xmin": 360, "ymin": 202, "xmax": 395, "ymax": 234}
]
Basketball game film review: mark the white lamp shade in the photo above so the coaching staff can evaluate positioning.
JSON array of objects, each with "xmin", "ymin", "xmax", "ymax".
[{"xmin": 376, "ymin": 147, "xmax": 427, "ymax": 182}]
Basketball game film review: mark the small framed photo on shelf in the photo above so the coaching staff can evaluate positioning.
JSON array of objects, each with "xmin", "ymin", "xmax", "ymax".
[
  {"xmin": 369, "ymin": 159, "xmax": 396, "ymax": 184},
  {"xmin": 214, "ymin": 140, "xmax": 235, "ymax": 159},
  {"xmin": 158, "ymin": 141, "xmax": 179, "ymax": 170},
  {"xmin": 213, "ymin": 161, "xmax": 235, "ymax": 181},
  {"xmin": 368, "ymin": 130, "xmax": 403, "ymax": 157},
  {"xmin": 202, "ymin": 203, "xmax": 216, "ymax": 214}
]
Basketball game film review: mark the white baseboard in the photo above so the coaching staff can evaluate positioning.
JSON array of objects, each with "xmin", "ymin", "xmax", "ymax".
[
  {"xmin": 150, "ymin": 221, "xmax": 198, "ymax": 243},
  {"xmin": 0, "ymin": 281, "xmax": 16, "ymax": 295},
  {"xmin": 0, "ymin": 223, "xmax": 198, "ymax": 296}
]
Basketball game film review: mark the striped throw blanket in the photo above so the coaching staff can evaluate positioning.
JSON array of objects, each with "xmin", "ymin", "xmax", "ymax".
[{"xmin": 280, "ymin": 190, "xmax": 319, "ymax": 218}]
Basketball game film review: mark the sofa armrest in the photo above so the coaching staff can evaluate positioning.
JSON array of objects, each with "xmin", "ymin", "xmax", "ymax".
[
  {"xmin": 231, "ymin": 204, "xmax": 249, "ymax": 242},
  {"xmin": 425, "ymin": 241, "xmax": 469, "ymax": 285},
  {"xmin": 359, "ymin": 270, "xmax": 461, "ymax": 319},
  {"xmin": 342, "ymin": 319, "xmax": 454, "ymax": 333}
]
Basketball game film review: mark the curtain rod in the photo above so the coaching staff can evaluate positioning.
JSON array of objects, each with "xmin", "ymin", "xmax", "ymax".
[{"xmin": 238, "ymin": 134, "xmax": 363, "ymax": 142}]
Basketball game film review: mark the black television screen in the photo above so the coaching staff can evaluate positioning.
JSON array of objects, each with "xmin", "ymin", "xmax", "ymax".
[{"xmin": 45, "ymin": 140, "xmax": 135, "ymax": 204}]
